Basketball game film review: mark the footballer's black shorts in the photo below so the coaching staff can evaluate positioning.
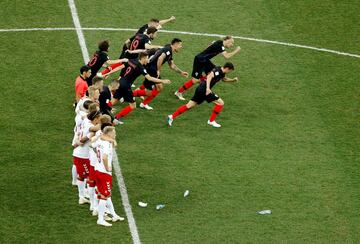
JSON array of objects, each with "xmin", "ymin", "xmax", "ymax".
[
  {"xmin": 114, "ymin": 79, "xmax": 135, "ymax": 103},
  {"xmin": 191, "ymin": 83, "xmax": 219, "ymax": 104},
  {"xmin": 143, "ymin": 65, "xmax": 159, "ymax": 90},
  {"xmin": 191, "ymin": 56, "xmax": 215, "ymax": 79}
]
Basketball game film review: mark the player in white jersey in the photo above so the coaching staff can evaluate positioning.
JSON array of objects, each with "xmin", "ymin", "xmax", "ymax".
[
  {"xmin": 95, "ymin": 126, "xmax": 124, "ymax": 227},
  {"xmin": 73, "ymin": 110, "xmax": 101, "ymax": 204},
  {"xmin": 88, "ymin": 114, "xmax": 112, "ymax": 215},
  {"xmin": 71, "ymin": 100, "xmax": 93, "ymax": 186},
  {"xmin": 75, "ymin": 85, "xmax": 100, "ymax": 115}
]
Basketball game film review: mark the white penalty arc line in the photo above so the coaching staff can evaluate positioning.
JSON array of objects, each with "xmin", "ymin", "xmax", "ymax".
[
  {"xmin": 67, "ymin": 1, "xmax": 141, "ymax": 244},
  {"xmin": 1, "ymin": 27, "xmax": 360, "ymax": 59}
]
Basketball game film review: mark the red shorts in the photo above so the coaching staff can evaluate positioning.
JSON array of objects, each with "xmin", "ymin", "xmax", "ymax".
[
  {"xmin": 95, "ymin": 171, "xmax": 112, "ymax": 198},
  {"xmin": 88, "ymin": 165, "xmax": 96, "ymax": 183},
  {"xmin": 73, "ymin": 157, "xmax": 90, "ymax": 179}
]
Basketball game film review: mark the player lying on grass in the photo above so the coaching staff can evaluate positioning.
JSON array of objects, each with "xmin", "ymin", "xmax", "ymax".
[
  {"xmin": 133, "ymin": 38, "xmax": 188, "ymax": 110},
  {"xmin": 174, "ymin": 36, "xmax": 240, "ymax": 100},
  {"xmin": 107, "ymin": 52, "xmax": 170, "ymax": 123},
  {"xmin": 168, "ymin": 62, "xmax": 237, "ymax": 128},
  {"xmin": 95, "ymin": 126, "xmax": 124, "ymax": 227}
]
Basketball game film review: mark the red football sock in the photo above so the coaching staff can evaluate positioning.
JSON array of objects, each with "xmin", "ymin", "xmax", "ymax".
[
  {"xmin": 133, "ymin": 89, "xmax": 147, "ymax": 97},
  {"xmin": 143, "ymin": 89, "xmax": 160, "ymax": 105},
  {"xmin": 172, "ymin": 105, "xmax": 189, "ymax": 119},
  {"xmin": 139, "ymin": 84, "xmax": 145, "ymax": 90},
  {"xmin": 209, "ymin": 104, "xmax": 223, "ymax": 122},
  {"xmin": 178, "ymin": 79, "xmax": 194, "ymax": 93},
  {"xmin": 115, "ymin": 105, "xmax": 134, "ymax": 119},
  {"xmin": 101, "ymin": 63, "xmax": 122, "ymax": 75}
]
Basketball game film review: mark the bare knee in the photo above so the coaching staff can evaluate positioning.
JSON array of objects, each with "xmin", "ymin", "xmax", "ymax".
[{"xmin": 130, "ymin": 102, "xmax": 136, "ymax": 109}]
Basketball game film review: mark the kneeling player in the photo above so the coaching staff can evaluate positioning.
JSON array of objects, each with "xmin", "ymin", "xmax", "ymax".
[
  {"xmin": 95, "ymin": 126, "xmax": 124, "ymax": 227},
  {"xmin": 167, "ymin": 63, "xmax": 237, "ymax": 128}
]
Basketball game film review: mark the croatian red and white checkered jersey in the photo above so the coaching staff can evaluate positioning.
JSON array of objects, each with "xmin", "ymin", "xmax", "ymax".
[{"xmin": 95, "ymin": 139, "xmax": 113, "ymax": 176}]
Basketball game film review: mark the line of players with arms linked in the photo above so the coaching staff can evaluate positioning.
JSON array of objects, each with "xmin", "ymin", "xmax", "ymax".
[{"xmin": 72, "ymin": 16, "xmax": 241, "ymax": 227}]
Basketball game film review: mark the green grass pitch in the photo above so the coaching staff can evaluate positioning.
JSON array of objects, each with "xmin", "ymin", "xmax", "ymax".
[{"xmin": 0, "ymin": 0, "xmax": 359, "ymax": 243}]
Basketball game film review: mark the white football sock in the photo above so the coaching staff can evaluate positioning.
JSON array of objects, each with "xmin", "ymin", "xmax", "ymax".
[
  {"xmin": 98, "ymin": 199, "xmax": 107, "ymax": 222},
  {"xmin": 89, "ymin": 187, "xmax": 95, "ymax": 209},
  {"xmin": 72, "ymin": 165, "xmax": 77, "ymax": 184},
  {"xmin": 93, "ymin": 189, "xmax": 99, "ymax": 211},
  {"xmin": 106, "ymin": 198, "xmax": 117, "ymax": 216},
  {"xmin": 77, "ymin": 180, "xmax": 85, "ymax": 198}
]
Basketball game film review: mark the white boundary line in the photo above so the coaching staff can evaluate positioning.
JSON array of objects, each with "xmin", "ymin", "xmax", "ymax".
[
  {"xmin": 67, "ymin": 1, "xmax": 141, "ymax": 244},
  {"xmin": 67, "ymin": 1, "xmax": 90, "ymax": 64},
  {"xmin": 1, "ymin": 27, "xmax": 360, "ymax": 59}
]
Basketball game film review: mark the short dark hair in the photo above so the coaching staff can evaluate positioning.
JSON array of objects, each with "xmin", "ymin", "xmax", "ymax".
[
  {"xmin": 92, "ymin": 76, "xmax": 103, "ymax": 85},
  {"xmin": 87, "ymin": 110, "xmax": 101, "ymax": 121},
  {"xmin": 98, "ymin": 40, "xmax": 110, "ymax": 52},
  {"xmin": 171, "ymin": 38, "xmax": 182, "ymax": 45},
  {"xmin": 83, "ymin": 100, "xmax": 93, "ymax": 110},
  {"xmin": 138, "ymin": 52, "xmax": 148, "ymax": 60},
  {"xmin": 149, "ymin": 18, "xmax": 159, "ymax": 23},
  {"xmin": 80, "ymin": 65, "xmax": 90, "ymax": 74},
  {"xmin": 223, "ymin": 35, "xmax": 233, "ymax": 41},
  {"xmin": 146, "ymin": 26, "xmax": 158, "ymax": 35},
  {"xmin": 223, "ymin": 62, "xmax": 235, "ymax": 70}
]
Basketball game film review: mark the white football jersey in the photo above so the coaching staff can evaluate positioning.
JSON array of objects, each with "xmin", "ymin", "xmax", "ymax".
[
  {"xmin": 89, "ymin": 130, "xmax": 102, "ymax": 166},
  {"xmin": 95, "ymin": 139, "xmax": 113, "ymax": 175},
  {"xmin": 75, "ymin": 97, "xmax": 90, "ymax": 115},
  {"xmin": 72, "ymin": 118, "xmax": 93, "ymax": 158}
]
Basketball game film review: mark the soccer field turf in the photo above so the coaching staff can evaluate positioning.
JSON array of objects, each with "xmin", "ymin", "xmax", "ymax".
[{"xmin": 0, "ymin": 0, "xmax": 359, "ymax": 243}]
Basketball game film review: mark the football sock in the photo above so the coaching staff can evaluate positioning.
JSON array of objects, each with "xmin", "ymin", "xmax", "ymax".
[
  {"xmin": 172, "ymin": 105, "xmax": 189, "ymax": 119},
  {"xmin": 72, "ymin": 165, "xmax": 77, "ymax": 184},
  {"xmin": 178, "ymin": 79, "xmax": 194, "ymax": 93},
  {"xmin": 115, "ymin": 105, "xmax": 134, "ymax": 119},
  {"xmin": 133, "ymin": 89, "xmax": 147, "ymax": 97},
  {"xmin": 209, "ymin": 104, "xmax": 223, "ymax": 122},
  {"xmin": 106, "ymin": 198, "xmax": 117, "ymax": 216},
  {"xmin": 143, "ymin": 89, "xmax": 159, "ymax": 105},
  {"xmin": 77, "ymin": 180, "xmax": 85, "ymax": 198},
  {"xmin": 89, "ymin": 186, "xmax": 95, "ymax": 209},
  {"xmin": 98, "ymin": 199, "xmax": 107, "ymax": 222}
]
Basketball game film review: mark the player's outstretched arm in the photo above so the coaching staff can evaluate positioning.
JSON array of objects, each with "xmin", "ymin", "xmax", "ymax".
[
  {"xmin": 126, "ymin": 49, "xmax": 146, "ymax": 54},
  {"xmin": 222, "ymin": 46, "xmax": 241, "ymax": 59},
  {"xmin": 144, "ymin": 74, "xmax": 171, "ymax": 84},
  {"xmin": 169, "ymin": 61, "xmax": 188, "ymax": 77},
  {"xmin": 145, "ymin": 43, "xmax": 163, "ymax": 50},
  {"xmin": 159, "ymin": 16, "xmax": 176, "ymax": 25},
  {"xmin": 106, "ymin": 58, "xmax": 128, "ymax": 65},
  {"xmin": 222, "ymin": 77, "xmax": 238, "ymax": 82}
]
